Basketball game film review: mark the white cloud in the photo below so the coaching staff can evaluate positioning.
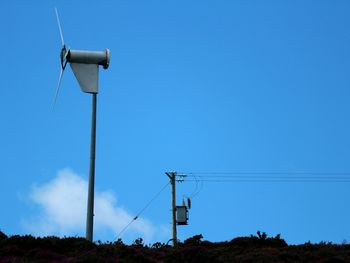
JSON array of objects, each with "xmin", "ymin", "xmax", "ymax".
[{"xmin": 24, "ymin": 168, "xmax": 169, "ymax": 243}]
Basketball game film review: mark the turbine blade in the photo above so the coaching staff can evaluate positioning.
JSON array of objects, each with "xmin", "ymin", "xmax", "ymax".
[
  {"xmin": 54, "ymin": 7, "xmax": 65, "ymax": 46},
  {"xmin": 52, "ymin": 67, "xmax": 64, "ymax": 110}
]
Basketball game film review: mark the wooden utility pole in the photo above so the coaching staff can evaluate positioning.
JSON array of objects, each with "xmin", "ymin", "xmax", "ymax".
[{"xmin": 166, "ymin": 172, "xmax": 177, "ymax": 247}]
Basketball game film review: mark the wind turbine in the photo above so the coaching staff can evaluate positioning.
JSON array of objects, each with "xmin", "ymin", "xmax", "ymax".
[{"xmin": 53, "ymin": 8, "xmax": 110, "ymax": 242}]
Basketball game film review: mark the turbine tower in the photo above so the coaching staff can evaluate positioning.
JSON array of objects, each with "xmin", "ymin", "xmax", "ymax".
[{"xmin": 53, "ymin": 8, "xmax": 110, "ymax": 242}]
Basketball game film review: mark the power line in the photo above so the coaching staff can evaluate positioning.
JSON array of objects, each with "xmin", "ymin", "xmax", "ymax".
[
  {"xmin": 185, "ymin": 176, "xmax": 350, "ymax": 179},
  {"xmin": 188, "ymin": 173, "xmax": 203, "ymax": 199},
  {"xmin": 182, "ymin": 172, "xmax": 350, "ymax": 182},
  {"xmin": 184, "ymin": 179, "xmax": 350, "ymax": 183},
  {"xmin": 184, "ymin": 172, "xmax": 350, "ymax": 176},
  {"xmin": 114, "ymin": 181, "xmax": 170, "ymax": 241}
]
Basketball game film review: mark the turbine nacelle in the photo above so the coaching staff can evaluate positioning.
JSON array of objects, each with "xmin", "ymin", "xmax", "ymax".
[
  {"xmin": 67, "ymin": 49, "xmax": 110, "ymax": 69},
  {"xmin": 53, "ymin": 8, "xmax": 110, "ymax": 108},
  {"xmin": 66, "ymin": 49, "xmax": 110, "ymax": 94}
]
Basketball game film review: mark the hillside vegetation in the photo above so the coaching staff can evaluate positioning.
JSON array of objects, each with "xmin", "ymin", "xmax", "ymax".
[{"xmin": 0, "ymin": 231, "xmax": 349, "ymax": 262}]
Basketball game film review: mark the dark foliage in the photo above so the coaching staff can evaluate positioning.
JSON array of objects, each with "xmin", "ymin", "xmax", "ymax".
[
  {"xmin": 0, "ymin": 231, "xmax": 7, "ymax": 241},
  {"xmin": 183, "ymin": 234, "xmax": 203, "ymax": 246},
  {"xmin": 0, "ymin": 231, "xmax": 350, "ymax": 262},
  {"xmin": 230, "ymin": 231, "xmax": 288, "ymax": 248}
]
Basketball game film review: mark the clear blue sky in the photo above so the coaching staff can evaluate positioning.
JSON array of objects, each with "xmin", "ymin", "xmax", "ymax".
[{"xmin": 1, "ymin": 0, "xmax": 350, "ymax": 244}]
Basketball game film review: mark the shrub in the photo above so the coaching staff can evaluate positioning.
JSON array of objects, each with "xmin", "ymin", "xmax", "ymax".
[
  {"xmin": 132, "ymin": 238, "xmax": 144, "ymax": 247},
  {"xmin": 113, "ymin": 238, "xmax": 124, "ymax": 246},
  {"xmin": 0, "ymin": 230, "xmax": 7, "ymax": 241},
  {"xmin": 230, "ymin": 231, "xmax": 287, "ymax": 248},
  {"xmin": 152, "ymin": 242, "xmax": 165, "ymax": 249},
  {"xmin": 184, "ymin": 234, "xmax": 203, "ymax": 246}
]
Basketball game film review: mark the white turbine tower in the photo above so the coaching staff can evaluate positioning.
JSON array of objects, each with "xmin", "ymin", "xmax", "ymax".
[{"xmin": 53, "ymin": 8, "xmax": 110, "ymax": 242}]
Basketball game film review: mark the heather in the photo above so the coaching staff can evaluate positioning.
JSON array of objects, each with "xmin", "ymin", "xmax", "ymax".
[{"xmin": 0, "ymin": 231, "xmax": 349, "ymax": 262}]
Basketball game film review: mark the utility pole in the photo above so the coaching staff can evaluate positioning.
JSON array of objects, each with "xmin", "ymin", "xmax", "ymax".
[{"xmin": 165, "ymin": 172, "xmax": 177, "ymax": 247}]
